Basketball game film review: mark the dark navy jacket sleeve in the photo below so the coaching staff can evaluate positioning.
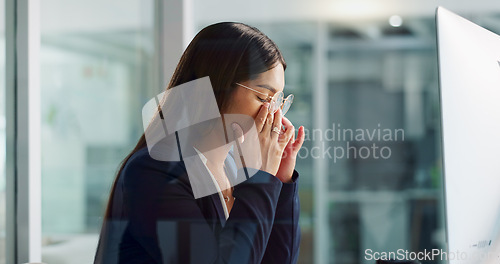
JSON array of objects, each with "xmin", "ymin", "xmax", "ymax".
[
  {"xmin": 94, "ymin": 147, "xmax": 300, "ymax": 264},
  {"xmin": 260, "ymin": 170, "xmax": 301, "ymax": 264}
]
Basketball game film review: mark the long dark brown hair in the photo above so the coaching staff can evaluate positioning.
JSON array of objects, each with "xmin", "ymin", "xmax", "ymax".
[{"xmin": 102, "ymin": 22, "xmax": 286, "ymax": 221}]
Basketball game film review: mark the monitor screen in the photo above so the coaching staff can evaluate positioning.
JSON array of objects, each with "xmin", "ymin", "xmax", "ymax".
[{"xmin": 437, "ymin": 6, "xmax": 500, "ymax": 264}]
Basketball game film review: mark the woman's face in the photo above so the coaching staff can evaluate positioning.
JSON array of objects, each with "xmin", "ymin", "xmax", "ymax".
[{"xmin": 225, "ymin": 63, "xmax": 285, "ymax": 119}]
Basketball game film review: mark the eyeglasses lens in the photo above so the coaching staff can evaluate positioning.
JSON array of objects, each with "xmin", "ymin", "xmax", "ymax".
[
  {"xmin": 281, "ymin": 94, "xmax": 294, "ymax": 115},
  {"xmin": 269, "ymin": 92, "xmax": 284, "ymax": 113}
]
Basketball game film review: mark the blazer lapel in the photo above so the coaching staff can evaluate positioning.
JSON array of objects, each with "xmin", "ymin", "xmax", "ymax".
[
  {"xmin": 210, "ymin": 193, "xmax": 227, "ymax": 227},
  {"xmin": 183, "ymin": 149, "xmax": 227, "ymax": 227}
]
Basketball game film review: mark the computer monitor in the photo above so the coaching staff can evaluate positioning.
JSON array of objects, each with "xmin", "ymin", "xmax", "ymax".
[{"xmin": 437, "ymin": 6, "xmax": 500, "ymax": 264}]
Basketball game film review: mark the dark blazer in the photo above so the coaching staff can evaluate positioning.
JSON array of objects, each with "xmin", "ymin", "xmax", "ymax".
[{"xmin": 94, "ymin": 146, "xmax": 300, "ymax": 264}]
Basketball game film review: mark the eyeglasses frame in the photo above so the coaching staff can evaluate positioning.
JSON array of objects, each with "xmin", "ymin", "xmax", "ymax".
[{"xmin": 235, "ymin": 82, "xmax": 294, "ymax": 115}]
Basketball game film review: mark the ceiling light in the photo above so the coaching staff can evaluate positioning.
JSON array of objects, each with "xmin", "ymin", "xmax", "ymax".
[{"xmin": 389, "ymin": 15, "xmax": 403, "ymax": 27}]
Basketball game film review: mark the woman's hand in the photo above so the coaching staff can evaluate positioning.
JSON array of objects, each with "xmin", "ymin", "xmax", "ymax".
[
  {"xmin": 275, "ymin": 117, "xmax": 305, "ymax": 183},
  {"xmin": 231, "ymin": 103, "xmax": 294, "ymax": 177}
]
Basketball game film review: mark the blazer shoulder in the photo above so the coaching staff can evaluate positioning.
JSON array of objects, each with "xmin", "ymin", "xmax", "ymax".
[{"xmin": 122, "ymin": 146, "xmax": 187, "ymax": 182}]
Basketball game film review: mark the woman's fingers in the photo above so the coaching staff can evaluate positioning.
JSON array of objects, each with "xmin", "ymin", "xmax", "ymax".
[
  {"xmin": 281, "ymin": 117, "xmax": 295, "ymax": 143},
  {"xmin": 270, "ymin": 109, "xmax": 282, "ymax": 139},
  {"xmin": 255, "ymin": 103, "xmax": 269, "ymax": 132},
  {"xmin": 293, "ymin": 126, "xmax": 305, "ymax": 151},
  {"xmin": 262, "ymin": 108, "xmax": 274, "ymax": 135},
  {"xmin": 278, "ymin": 115, "xmax": 294, "ymax": 146},
  {"xmin": 280, "ymin": 124, "xmax": 294, "ymax": 146}
]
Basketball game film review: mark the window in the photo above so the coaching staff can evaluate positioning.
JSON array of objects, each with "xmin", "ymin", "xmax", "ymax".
[
  {"xmin": 40, "ymin": 2, "xmax": 157, "ymax": 262},
  {"xmin": 0, "ymin": 0, "xmax": 6, "ymax": 262},
  {"xmin": 192, "ymin": 6, "xmax": 444, "ymax": 264}
]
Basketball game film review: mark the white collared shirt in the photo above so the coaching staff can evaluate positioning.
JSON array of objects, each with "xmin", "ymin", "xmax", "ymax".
[{"xmin": 193, "ymin": 147, "xmax": 230, "ymax": 220}]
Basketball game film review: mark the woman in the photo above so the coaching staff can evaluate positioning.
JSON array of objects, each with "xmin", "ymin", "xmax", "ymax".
[{"xmin": 94, "ymin": 22, "xmax": 305, "ymax": 264}]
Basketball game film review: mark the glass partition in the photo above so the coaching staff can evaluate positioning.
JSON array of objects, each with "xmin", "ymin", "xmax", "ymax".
[
  {"xmin": 40, "ymin": 1, "xmax": 156, "ymax": 263},
  {"xmin": 192, "ymin": 8, "xmax": 447, "ymax": 264},
  {"xmin": 0, "ymin": 0, "xmax": 6, "ymax": 262},
  {"xmin": 326, "ymin": 20, "xmax": 442, "ymax": 263}
]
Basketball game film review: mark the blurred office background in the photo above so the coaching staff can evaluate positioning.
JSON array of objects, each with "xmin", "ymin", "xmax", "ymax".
[{"xmin": 2, "ymin": 0, "xmax": 500, "ymax": 263}]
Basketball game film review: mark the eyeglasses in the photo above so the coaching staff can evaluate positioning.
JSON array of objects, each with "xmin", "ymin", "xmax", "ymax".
[{"xmin": 235, "ymin": 82, "xmax": 294, "ymax": 116}]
